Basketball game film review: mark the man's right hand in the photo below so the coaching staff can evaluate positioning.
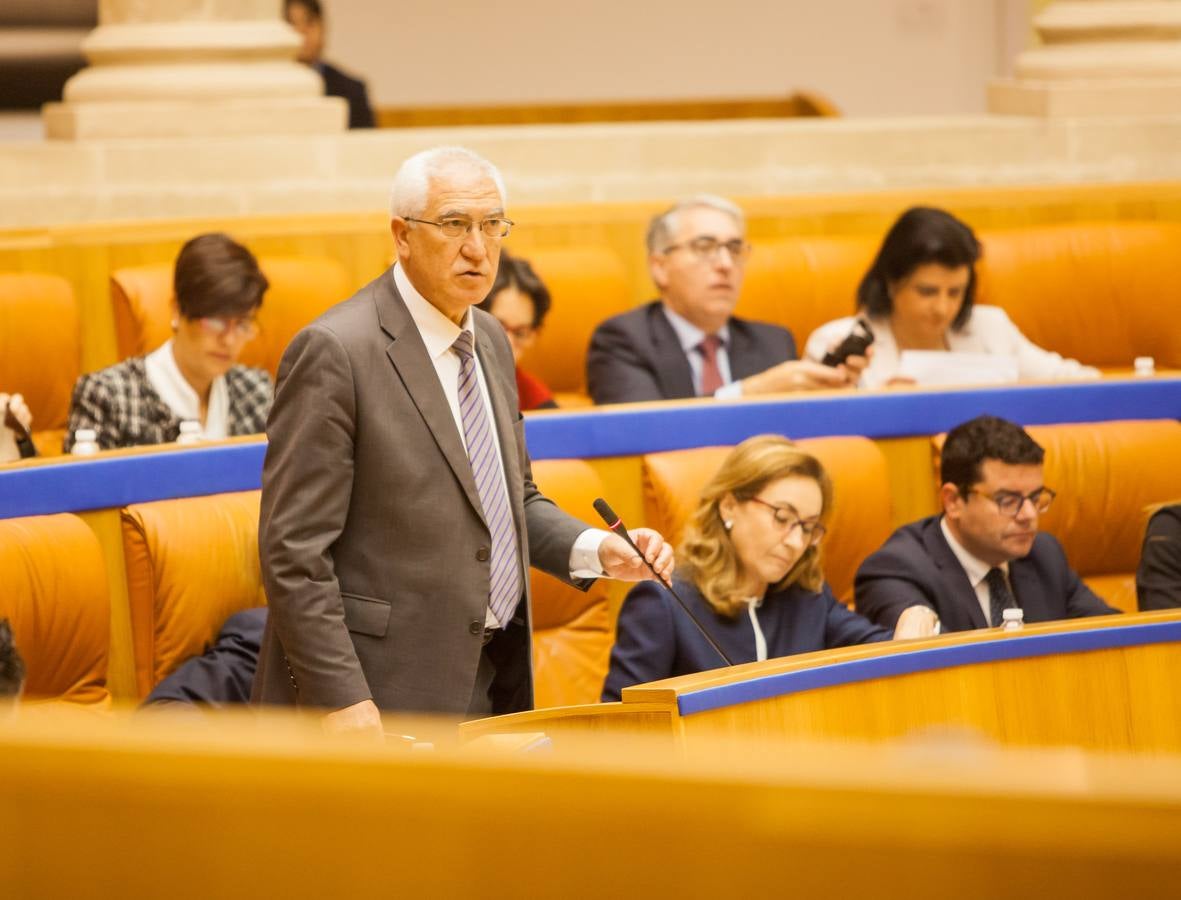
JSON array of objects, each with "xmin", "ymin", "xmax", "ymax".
[
  {"xmin": 323, "ymin": 698, "xmax": 383, "ymax": 740},
  {"xmin": 741, "ymin": 360, "xmax": 856, "ymax": 395}
]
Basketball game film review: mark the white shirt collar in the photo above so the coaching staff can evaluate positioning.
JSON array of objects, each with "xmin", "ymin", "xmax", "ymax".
[
  {"xmin": 940, "ymin": 515, "xmax": 1008, "ymax": 587},
  {"xmin": 660, "ymin": 303, "xmax": 730, "ymax": 355},
  {"xmin": 143, "ymin": 338, "xmax": 229, "ymax": 438},
  {"xmin": 393, "ymin": 263, "xmax": 474, "ymax": 362}
]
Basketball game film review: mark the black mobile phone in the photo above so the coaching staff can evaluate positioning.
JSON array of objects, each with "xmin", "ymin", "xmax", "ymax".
[{"xmin": 821, "ymin": 318, "xmax": 875, "ymax": 367}]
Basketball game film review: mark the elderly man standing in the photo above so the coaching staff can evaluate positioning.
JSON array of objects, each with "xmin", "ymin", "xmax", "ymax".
[
  {"xmin": 586, "ymin": 195, "xmax": 863, "ymax": 405},
  {"xmin": 255, "ymin": 146, "xmax": 673, "ymax": 733}
]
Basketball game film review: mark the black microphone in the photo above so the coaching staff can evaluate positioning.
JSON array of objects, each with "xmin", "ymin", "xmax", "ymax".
[{"xmin": 593, "ymin": 498, "xmax": 734, "ymax": 667}]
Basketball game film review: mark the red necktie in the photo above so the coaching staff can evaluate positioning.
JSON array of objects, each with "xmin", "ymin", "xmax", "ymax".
[{"xmin": 698, "ymin": 334, "xmax": 724, "ymax": 396}]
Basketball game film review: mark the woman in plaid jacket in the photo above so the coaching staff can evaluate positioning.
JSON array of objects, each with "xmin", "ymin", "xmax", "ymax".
[{"xmin": 65, "ymin": 233, "xmax": 273, "ymax": 452}]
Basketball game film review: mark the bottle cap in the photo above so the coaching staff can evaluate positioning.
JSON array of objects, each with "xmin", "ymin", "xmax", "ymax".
[
  {"xmin": 1002, "ymin": 608, "xmax": 1024, "ymax": 622},
  {"xmin": 1134, "ymin": 356, "xmax": 1155, "ymax": 376},
  {"xmin": 75, "ymin": 428, "xmax": 97, "ymax": 442}
]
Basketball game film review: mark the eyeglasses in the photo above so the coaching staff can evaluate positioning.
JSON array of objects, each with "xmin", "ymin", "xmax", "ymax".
[
  {"xmin": 968, "ymin": 486, "xmax": 1056, "ymax": 518},
  {"xmin": 194, "ymin": 316, "xmax": 260, "ymax": 340},
  {"xmin": 662, "ymin": 236, "xmax": 751, "ymax": 264},
  {"xmin": 496, "ymin": 321, "xmax": 537, "ymax": 342},
  {"xmin": 405, "ymin": 217, "xmax": 514, "ymax": 239},
  {"xmin": 746, "ymin": 496, "xmax": 826, "ymax": 546}
]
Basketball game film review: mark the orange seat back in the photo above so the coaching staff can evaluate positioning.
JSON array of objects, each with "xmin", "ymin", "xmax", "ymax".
[
  {"xmin": 515, "ymin": 246, "xmax": 633, "ymax": 399},
  {"xmin": 931, "ymin": 419, "xmax": 1181, "ymax": 612},
  {"xmin": 0, "ymin": 272, "xmax": 80, "ymax": 456},
  {"xmin": 0, "ymin": 514, "xmax": 110, "ymax": 704},
  {"xmin": 642, "ymin": 436, "xmax": 892, "ymax": 605},
  {"xmin": 120, "ymin": 491, "xmax": 266, "ymax": 698},
  {"xmin": 111, "ymin": 254, "xmax": 352, "ymax": 378},
  {"xmin": 976, "ymin": 221, "xmax": 1181, "ymax": 368},
  {"xmin": 529, "ymin": 459, "xmax": 615, "ymax": 707}
]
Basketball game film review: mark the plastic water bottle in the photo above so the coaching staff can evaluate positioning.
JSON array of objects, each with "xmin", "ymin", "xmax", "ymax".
[
  {"xmin": 1134, "ymin": 356, "xmax": 1155, "ymax": 377},
  {"xmin": 71, "ymin": 428, "xmax": 99, "ymax": 456},
  {"xmin": 177, "ymin": 420, "xmax": 204, "ymax": 445},
  {"xmin": 1001, "ymin": 607, "xmax": 1025, "ymax": 632}
]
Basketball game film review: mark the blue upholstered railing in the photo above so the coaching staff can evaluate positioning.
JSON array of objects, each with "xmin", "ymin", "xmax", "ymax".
[
  {"xmin": 672, "ymin": 618, "xmax": 1181, "ymax": 716},
  {"xmin": 3, "ymin": 376, "xmax": 1179, "ymax": 519}
]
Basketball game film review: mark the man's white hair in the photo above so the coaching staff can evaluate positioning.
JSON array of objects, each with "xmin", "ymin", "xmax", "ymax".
[
  {"xmin": 389, "ymin": 146, "xmax": 507, "ymax": 219},
  {"xmin": 646, "ymin": 194, "xmax": 745, "ymax": 254}
]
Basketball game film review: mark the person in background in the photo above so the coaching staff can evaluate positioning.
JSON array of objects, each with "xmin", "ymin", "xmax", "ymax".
[
  {"xmin": 284, "ymin": 0, "xmax": 375, "ymax": 129},
  {"xmin": 142, "ymin": 608, "xmax": 267, "ymax": 708},
  {"xmin": 0, "ymin": 618, "xmax": 26, "ymax": 707},
  {"xmin": 1137, "ymin": 502, "xmax": 1181, "ymax": 611},
  {"xmin": 65, "ymin": 233, "xmax": 273, "ymax": 451},
  {"xmin": 602, "ymin": 435, "xmax": 915, "ymax": 701},
  {"xmin": 0, "ymin": 392, "xmax": 35, "ymax": 461},
  {"xmin": 586, "ymin": 195, "xmax": 864, "ymax": 405},
  {"xmin": 855, "ymin": 415, "xmax": 1118, "ymax": 634},
  {"xmin": 477, "ymin": 251, "xmax": 557, "ymax": 410},
  {"xmin": 804, "ymin": 207, "xmax": 1099, "ymax": 388}
]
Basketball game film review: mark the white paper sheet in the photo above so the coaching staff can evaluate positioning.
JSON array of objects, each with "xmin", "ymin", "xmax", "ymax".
[{"xmin": 896, "ymin": 351, "xmax": 1019, "ymax": 387}]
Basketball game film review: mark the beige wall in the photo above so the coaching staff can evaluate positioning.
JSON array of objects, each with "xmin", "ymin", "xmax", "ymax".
[{"xmin": 325, "ymin": 0, "xmax": 1030, "ymax": 116}]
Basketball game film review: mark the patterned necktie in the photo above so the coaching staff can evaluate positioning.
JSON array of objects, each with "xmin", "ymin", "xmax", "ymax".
[
  {"xmin": 985, "ymin": 567, "xmax": 1015, "ymax": 627},
  {"xmin": 698, "ymin": 334, "xmax": 724, "ymax": 396},
  {"xmin": 452, "ymin": 331, "xmax": 522, "ymax": 627}
]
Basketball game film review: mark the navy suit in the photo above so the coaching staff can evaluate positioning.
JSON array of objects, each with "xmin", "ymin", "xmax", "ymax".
[
  {"xmin": 586, "ymin": 301, "xmax": 797, "ymax": 405},
  {"xmin": 143, "ymin": 608, "xmax": 267, "ymax": 707},
  {"xmin": 1137, "ymin": 504, "xmax": 1181, "ymax": 611},
  {"xmin": 601, "ymin": 577, "xmax": 889, "ymax": 701},
  {"xmin": 854, "ymin": 515, "xmax": 1119, "ymax": 631}
]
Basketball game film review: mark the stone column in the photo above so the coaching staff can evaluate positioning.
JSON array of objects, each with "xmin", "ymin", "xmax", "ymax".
[
  {"xmin": 990, "ymin": 0, "xmax": 1181, "ymax": 115},
  {"xmin": 43, "ymin": 0, "xmax": 346, "ymax": 140}
]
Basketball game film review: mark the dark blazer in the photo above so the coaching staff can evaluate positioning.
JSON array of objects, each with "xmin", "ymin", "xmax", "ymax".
[
  {"xmin": 317, "ymin": 61, "xmax": 374, "ymax": 128},
  {"xmin": 601, "ymin": 576, "xmax": 890, "ymax": 701},
  {"xmin": 255, "ymin": 269, "xmax": 590, "ymax": 716},
  {"xmin": 142, "ymin": 608, "xmax": 266, "ymax": 707},
  {"xmin": 585, "ymin": 301, "xmax": 797, "ymax": 405},
  {"xmin": 854, "ymin": 515, "xmax": 1119, "ymax": 631},
  {"xmin": 64, "ymin": 356, "xmax": 272, "ymax": 452},
  {"xmin": 1137, "ymin": 504, "xmax": 1181, "ymax": 611}
]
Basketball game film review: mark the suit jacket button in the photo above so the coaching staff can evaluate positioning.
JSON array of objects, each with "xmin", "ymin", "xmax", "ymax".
[
  {"xmin": 469, "ymin": 620, "xmax": 483, "ymax": 635},
  {"xmin": 476, "ymin": 546, "xmax": 490, "ymax": 562}
]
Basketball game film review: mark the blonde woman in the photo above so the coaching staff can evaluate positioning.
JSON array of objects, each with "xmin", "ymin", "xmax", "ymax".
[{"xmin": 602, "ymin": 435, "xmax": 890, "ymax": 701}]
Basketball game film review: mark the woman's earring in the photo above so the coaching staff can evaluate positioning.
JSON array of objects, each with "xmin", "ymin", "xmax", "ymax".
[
  {"xmin": 723, "ymin": 519, "xmax": 733, "ymax": 531},
  {"xmin": 170, "ymin": 318, "xmax": 179, "ymax": 330}
]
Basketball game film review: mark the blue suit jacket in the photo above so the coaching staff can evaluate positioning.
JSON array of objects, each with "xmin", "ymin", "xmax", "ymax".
[
  {"xmin": 854, "ymin": 515, "xmax": 1118, "ymax": 631},
  {"xmin": 601, "ymin": 576, "xmax": 890, "ymax": 701},
  {"xmin": 143, "ymin": 608, "xmax": 267, "ymax": 707},
  {"xmin": 585, "ymin": 301, "xmax": 797, "ymax": 405}
]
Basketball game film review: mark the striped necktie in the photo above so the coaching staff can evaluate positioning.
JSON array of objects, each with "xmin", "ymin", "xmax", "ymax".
[
  {"xmin": 985, "ymin": 567, "xmax": 1015, "ymax": 627},
  {"xmin": 698, "ymin": 334, "xmax": 724, "ymax": 396},
  {"xmin": 452, "ymin": 331, "xmax": 522, "ymax": 627}
]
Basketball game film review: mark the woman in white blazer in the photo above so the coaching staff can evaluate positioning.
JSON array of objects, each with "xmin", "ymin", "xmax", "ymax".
[{"xmin": 804, "ymin": 207, "xmax": 1098, "ymax": 389}]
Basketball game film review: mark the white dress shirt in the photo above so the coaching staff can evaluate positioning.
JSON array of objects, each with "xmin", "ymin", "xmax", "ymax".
[
  {"xmin": 393, "ymin": 266, "xmax": 608, "ymax": 627},
  {"xmin": 660, "ymin": 304, "xmax": 744, "ymax": 399},
  {"xmin": 143, "ymin": 338, "xmax": 230, "ymax": 438},
  {"xmin": 940, "ymin": 516, "xmax": 1011, "ymax": 627},
  {"xmin": 745, "ymin": 596, "xmax": 768, "ymax": 662}
]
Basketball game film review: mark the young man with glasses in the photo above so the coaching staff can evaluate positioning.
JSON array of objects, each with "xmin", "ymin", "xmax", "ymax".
[
  {"xmin": 855, "ymin": 415, "xmax": 1118, "ymax": 636},
  {"xmin": 586, "ymin": 195, "xmax": 865, "ymax": 405}
]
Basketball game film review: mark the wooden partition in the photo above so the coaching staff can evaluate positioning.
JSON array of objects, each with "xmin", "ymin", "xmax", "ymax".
[
  {"xmin": 4, "ymin": 707, "xmax": 1181, "ymax": 898},
  {"xmin": 461, "ymin": 611, "xmax": 1181, "ymax": 754}
]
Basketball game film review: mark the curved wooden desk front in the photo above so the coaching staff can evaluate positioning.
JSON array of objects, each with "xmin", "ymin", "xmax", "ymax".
[{"xmin": 462, "ymin": 611, "xmax": 1181, "ymax": 753}]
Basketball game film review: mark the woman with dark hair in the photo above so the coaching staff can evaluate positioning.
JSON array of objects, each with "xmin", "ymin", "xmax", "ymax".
[
  {"xmin": 805, "ymin": 207, "xmax": 1097, "ymax": 388},
  {"xmin": 477, "ymin": 250, "xmax": 558, "ymax": 410},
  {"xmin": 65, "ymin": 233, "xmax": 273, "ymax": 451},
  {"xmin": 602, "ymin": 435, "xmax": 898, "ymax": 701}
]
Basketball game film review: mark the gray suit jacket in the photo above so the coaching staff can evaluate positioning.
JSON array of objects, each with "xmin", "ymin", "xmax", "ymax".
[
  {"xmin": 254, "ymin": 269, "xmax": 590, "ymax": 715},
  {"xmin": 585, "ymin": 300, "xmax": 798, "ymax": 405}
]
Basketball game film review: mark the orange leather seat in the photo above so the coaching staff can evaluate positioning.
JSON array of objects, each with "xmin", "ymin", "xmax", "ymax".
[
  {"xmin": 641, "ymin": 435, "xmax": 892, "ymax": 605},
  {"xmin": 529, "ymin": 459, "xmax": 615, "ymax": 707},
  {"xmin": 120, "ymin": 491, "xmax": 266, "ymax": 698},
  {"xmin": 0, "ymin": 272, "xmax": 80, "ymax": 456},
  {"xmin": 0, "ymin": 514, "xmax": 110, "ymax": 705},
  {"xmin": 976, "ymin": 221, "xmax": 1181, "ymax": 369},
  {"xmin": 515, "ymin": 246, "xmax": 633, "ymax": 407},
  {"xmin": 110, "ymin": 254, "xmax": 352, "ymax": 378},
  {"xmin": 931, "ymin": 419, "xmax": 1181, "ymax": 612}
]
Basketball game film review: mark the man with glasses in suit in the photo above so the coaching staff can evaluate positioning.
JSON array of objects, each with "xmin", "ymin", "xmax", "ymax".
[
  {"xmin": 855, "ymin": 414, "xmax": 1118, "ymax": 636},
  {"xmin": 585, "ymin": 195, "xmax": 864, "ymax": 405}
]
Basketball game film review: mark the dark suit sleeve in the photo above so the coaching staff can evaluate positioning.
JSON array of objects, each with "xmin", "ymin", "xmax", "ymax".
[
  {"xmin": 601, "ymin": 582, "xmax": 676, "ymax": 702},
  {"xmin": 1059, "ymin": 559, "xmax": 1120, "ymax": 618},
  {"xmin": 586, "ymin": 318, "xmax": 668, "ymax": 405},
  {"xmin": 1138, "ymin": 508, "xmax": 1181, "ymax": 611},
  {"xmin": 854, "ymin": 548, "xmax": 937, "ymax": 631},
  {"xmin": 259, "ymin": 324, "xmax": 372, "ymax": 710},
  {"xmin": 821, "ymin": 584, "xmax": 892, "ymax": 646},
  {"xmin": 142, "ymin": 608, "xmax": 266, "ymax": 707}
]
